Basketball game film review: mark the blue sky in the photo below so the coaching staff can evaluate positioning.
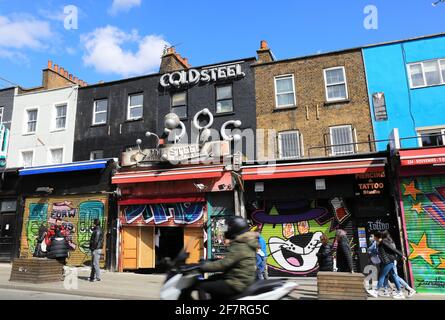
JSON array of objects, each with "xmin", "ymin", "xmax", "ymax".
[{"xmin": 0, "ymin": 0, "xmax": 443, "ymax": 88}]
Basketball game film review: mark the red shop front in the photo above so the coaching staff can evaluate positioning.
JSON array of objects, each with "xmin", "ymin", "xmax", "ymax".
[{"xmin": 112, "ymin": 165, "xmax": 235, "ymax": 271}]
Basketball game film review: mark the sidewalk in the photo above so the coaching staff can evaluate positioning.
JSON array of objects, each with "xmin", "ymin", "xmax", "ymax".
[
  {"xmin": 0, "ymin": 263, "xmax": 164, "ymax": 300},
  {"xmin": 1, "ymin": 263, "xmax": 444, "ymax": 300}
]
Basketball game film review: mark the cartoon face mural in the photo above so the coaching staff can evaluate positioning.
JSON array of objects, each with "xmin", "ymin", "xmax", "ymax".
[
  {"xmin": 401, "ymin": 177, "xmax": 445, "ymax": 293},
  {"xmin": 251, "ymin": 198, "xmax": 352, "ymax": 276},
  {"xmin": 21, "ymin": 196, "xmax": 107, "ymax": 266}
]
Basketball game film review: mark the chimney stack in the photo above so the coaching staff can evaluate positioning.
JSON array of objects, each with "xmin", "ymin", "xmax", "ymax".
[
  {"xmin": 159, "ymin": 46, "xmax": 191, "ymax": 73},
  {"xmin": 256, "ymin": 40, "xmax": 275, "ymax": 64},
  {"xmin": 43, "ymin": 60, "xmax": 88, "ymax": 88}
]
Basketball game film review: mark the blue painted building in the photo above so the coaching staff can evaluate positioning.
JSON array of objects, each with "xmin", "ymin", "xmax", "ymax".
[{"xmin": 362, "ymin": 33, "xmax": 445, "ymax": 150}]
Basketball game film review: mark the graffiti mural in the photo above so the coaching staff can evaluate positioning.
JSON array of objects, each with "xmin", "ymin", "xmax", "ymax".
[
  {"xmin": 401, "ymin": 177, "xmax": 445, "ymax": 293},
  {"xmin": 251, "ymin": 198, "xmax": 353, "ymax": 276},
  {"xmin": 123, "ymin": 202, "xmax": 204, "ymax": 226},
  {"xmin": 20, "ymin": 196, "xmax": 107, "ymax": 266}
]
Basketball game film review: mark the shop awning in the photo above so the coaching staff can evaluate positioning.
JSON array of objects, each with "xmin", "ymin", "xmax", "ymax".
[
  {"xmin": 241, "ymin": 157, "xmax": 387, "ymax": 181},
  {"xmin": 19, "ymin": 159, "xmax": 111, "ymax": 176},
  {"xmin": 112, "ymin": 165, "xmax": 227, "ymax": 184},
  {"xmin": 399, "ymin": 147, "xmax": 445, "ymax": 166}
]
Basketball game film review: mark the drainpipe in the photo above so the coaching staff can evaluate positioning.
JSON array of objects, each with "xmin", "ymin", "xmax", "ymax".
[{"xmin": 234, "ymin": 188, "xmax": 241, "ymax": 217}]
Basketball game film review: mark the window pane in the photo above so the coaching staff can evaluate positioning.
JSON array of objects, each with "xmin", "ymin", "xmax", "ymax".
[
  {"xmin": 277, "ymin": 93, "xmax": 295, "ymax": 107},
  {"xmin": 327, "ymin": 84, "xmax": 347, "ymax": 100},
  {"xmin": 22, "ymin": 151, "xmax": 33, "ymax": 167},
  {"xmin": 424, "ymin": 61, "xmax": 441, "ymax": 86},
  {"xmin": 421, "ymin": 132, "xmax": 443, "ymax": 147},
  {"xmin": 276, "ymin": 78, "xmax": 293, "ymax": 93},
  {"xmin": 331, "ymin": 126, "xmax": 354, "ymax": 155},
  {"xmin": 217, "ymin": 86, "xmax": 232, "ymax": 100},
  {"xmin": 51, "ymin": 149, "xmax": 63, "ymax": 164},
  {"xmin": 130, "ymin": 94, "xmax": 143, "ymax": 107},
  {"xmin": 172, "ymin": 92, "xmax": 187, "ymax": 106},
  {"xmin": 94, "ymin": 112, "xmax": 107, "ymax": 124},
  {"xmin": 90, "ymin": 150, "xmax": 104, "ymax": 160},
  {"xmin": 28, "ymin": 110, "xmax": 37, "ymax": 121},
  {"xmin": 325, "ymin": 68, "xmax": 345, "ymax": 85},
  {"xmin": 57, "ymin": 105, "xmax": 67, "ymax": 117},
  {"xmin": 129, "ymin": 106, "xmax": 143, "ymax": 119},
  {"xmin": 217, "ymin": 100, "xmax": 233, "ymax": 113},
  {"xmin": 409, "ymin": 64, "xmax": 425, "ymax": 87},
  {"xmin": 27, "ymin": 122, "xmax": 36, "ymax": 133},
  {"xmin": 172, "ymin": 106, "xmax": 187, "ymax": 119},
  {"xmin": 95, "ymin": 100, "xmax": 108, "ymax": 112},
  {"xmin": 56, "ymin": 117, "xmax": 66, "ymax": 129},
  {"xmin": 279, "ymin": 132, "xmax": 300, "ymax": 159}
]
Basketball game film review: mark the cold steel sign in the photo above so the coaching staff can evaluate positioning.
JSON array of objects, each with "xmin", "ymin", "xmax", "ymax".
[{"xmin": 160, "ymin": 63, "xmax": 245, "ymax": 88}]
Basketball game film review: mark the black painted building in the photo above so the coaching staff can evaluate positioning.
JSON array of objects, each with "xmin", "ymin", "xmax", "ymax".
[
  {"xmin": 0, "ymin": 87, "xmax": 15, "ymax": 131},
  {"xmin": 73, "ymin": 49, "xmax": 257, "ymax": 161}
]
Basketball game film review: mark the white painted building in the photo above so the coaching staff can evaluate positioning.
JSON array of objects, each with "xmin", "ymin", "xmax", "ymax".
[{"xmin": 7, "ymin": 85, "xmax": 79, "ymax": 168}]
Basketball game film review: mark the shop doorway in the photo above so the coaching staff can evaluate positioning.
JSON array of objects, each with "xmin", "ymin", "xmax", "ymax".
[
  {"xmin": 155, "ymin": 227, "xmax": 184, "ymax": 267},
  {"xmin": 0, "ymin": 200, "xmax": 17, "ymax": 262}
]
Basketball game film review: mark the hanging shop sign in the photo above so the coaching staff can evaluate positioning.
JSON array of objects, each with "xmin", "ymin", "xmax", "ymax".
[
  {"xmin": 160, "ymin": 63, "xmax": 245, "ymax": 88},
  {"xmin": 355, "ymin": 171, "xmax": 386, "ymax": 196}
]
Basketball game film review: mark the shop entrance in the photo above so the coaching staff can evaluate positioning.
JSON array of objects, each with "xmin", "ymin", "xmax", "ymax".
[{"xmin": 155, "ymin": 227, "xmax": 184, "ymax": 267}]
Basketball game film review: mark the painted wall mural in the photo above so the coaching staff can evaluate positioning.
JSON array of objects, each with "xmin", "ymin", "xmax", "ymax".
[
  {"xmin": 251, "ymin": 198, "xmax": 354, "ymax": 276},
  {"xmin": 122, "ymin": 202, "xmax": 204, "ymax": 227},
  {"xmin": 21, "ymin": 196, "xmax": 108, "ymax": 266},
  {"xmin": 401, "ymin": 177, "xmax": 445, "ymax": 293}
]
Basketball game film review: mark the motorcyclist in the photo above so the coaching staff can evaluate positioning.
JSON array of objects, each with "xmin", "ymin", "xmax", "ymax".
[{"xmin": 197, "ymin": 216, "xmax": 258, "ymax": 299}]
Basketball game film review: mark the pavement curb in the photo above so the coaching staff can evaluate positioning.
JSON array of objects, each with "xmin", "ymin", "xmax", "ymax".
[{"xmin": 0, "ymin": 283, "xmax": 156, "ymax": 300}]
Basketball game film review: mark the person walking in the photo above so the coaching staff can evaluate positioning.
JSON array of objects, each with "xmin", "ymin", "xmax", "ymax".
[
  {"xmin": 381, "ymin": 231, "xmax": 416, "ymax": 297},
  {"xmin": 335, "ymin": 229, "xmax": 353, "ymax": 273},
  {"xmin": 316, "ymin": 234, "xmax": 333, "ymax": 272},
  {"xmin": 47, "ymin": 225, "xmax": 70, "ymax": 280},
  {"xmin": 256, "ymin": 245, "xmax": 266, "ymax": 280},
  {"xmin": 89, "ymin": 218, "xmax": 104, "ymax": 282},
  {"xmin": 367, "ymin": 231, "xmax": 406, "ymax": 299}
]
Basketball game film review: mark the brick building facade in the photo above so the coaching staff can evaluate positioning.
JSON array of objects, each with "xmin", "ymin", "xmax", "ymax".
[{"xmin": 253, "ymin": 42, "xmax": 375, "ymax": 160}]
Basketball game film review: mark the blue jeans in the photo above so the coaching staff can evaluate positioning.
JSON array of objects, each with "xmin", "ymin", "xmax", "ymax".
[
  {"xmin": 90, "ymin": 249, "xmax": 102, "ymax": 280},
  {"xmin": 383, "ymin": 263, "xmax": 411, "ymax": 290},
  {"xmin": 377, "ymin": 262, "xmax": 401, "ymax": 291}
]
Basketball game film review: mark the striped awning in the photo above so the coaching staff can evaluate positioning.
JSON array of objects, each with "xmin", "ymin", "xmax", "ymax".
[
  {"xmin": 19, "ymin": 159, "xmax": 111, "ymax": 176},
  {"xmin": 112, "ymin": 165, "xmax": 227, "ymax": 184},
  {"xmin": 399, "ymin": 147, "xmax": 445, "ymax": 166},
  {"xmin": 241, "ymin": 157, "xmax": 387, "ymax": 181}
]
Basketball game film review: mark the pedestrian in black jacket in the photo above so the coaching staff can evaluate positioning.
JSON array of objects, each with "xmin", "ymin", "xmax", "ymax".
[
  {"xmin": 367, "ymin": 231, "xmax": 407, "ymax": 299},
  {"xmin": 335, "ymin": 229, "xmax": 353, "ymax": 273},
  {"xmin": 89, "ymin": 219, "xmax": 104, "ymax": 282},
  {"xmin": 317, "ymin": 234, "xmax": 333, "ymax": 271}
]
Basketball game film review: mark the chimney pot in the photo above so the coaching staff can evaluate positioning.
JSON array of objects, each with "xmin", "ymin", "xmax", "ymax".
[
  {"xmin": 74, "ymin": 76, "xmax": 78, "ymax": 82},
  {"xmin": 69, "ymin": 74, "xmax": 73, "ymax": 81},
  {"xmin": 167, "ymin": 47, "xmax": 175, "ymax": 54},
  {"xmin": 54, "ymin": 64, "xmax": 59, "ymax": 72},
  {"xmin": 260, "ymin": 40, "xmax": 268, "ymax": 50},
  {"xmin": 64, "ymin": 71, "xmax": 69, "ymax": 78},
  {"xmin": 59, "ymin": 67, "xmax": 64, "ymax": 75},
  {"xmin": 48, "ymin": 60, "xmax": 53, "ymax": 69}
]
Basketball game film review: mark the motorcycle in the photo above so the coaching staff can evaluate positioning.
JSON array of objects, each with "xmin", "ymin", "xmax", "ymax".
[{"xmin": 160, "ymin": 250, "xmax": 299, "ymax": 300}]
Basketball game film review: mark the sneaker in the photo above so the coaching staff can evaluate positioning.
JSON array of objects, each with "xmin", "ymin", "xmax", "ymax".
[
  {"xmin": 379, "ymin": 290, "xmax": 391, "ymax": 297},
  {"xmin": 89, "ymin": 278, "xmax": 97, "ymax": 282},
  {"xmin": 393, "ymin": 291, "xmax": 405, "ymax": 299},
  {"xmin": 96, "ymin": 278, "xmax": 101, "ymax": 282},
  {"xmin": 407, "ymin": 289, "xmax": 416, "ymax": 297},
  {"xmin": 367, "ymin": 289, "xmax": 379, "ymax": 298}
]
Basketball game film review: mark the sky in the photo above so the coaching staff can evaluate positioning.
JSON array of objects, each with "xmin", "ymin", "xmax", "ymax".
[{"xmin": 0, "ymin": 0, "xmax": 444, "ymax": 88}]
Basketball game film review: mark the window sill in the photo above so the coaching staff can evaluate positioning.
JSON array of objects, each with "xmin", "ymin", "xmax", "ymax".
[
  {"xmin": 125, "ymin": 118, "xmax": 144, "ymax": 123},
  {"xmin": 410, "ymin": 83, "xmax": 445, "ymax": 90},
  {"xmin": 215, "ymin": 111, "xmax": 235, "ymax": 117},
  {"xmin": 91, "ymin": 123, "xmax": 107, "ymax": 128},
  {"xmin": 273, "ymin": 106, "xmax": 297, "ymax": 112},
  {"xmin": 324, "ymin": 99, "xmax": 350, "ymax": 106},
  {"xmin": 22, "ymin": 132, "xmax": 36, "ymax": 136},
  {"xmin": 50, "ymin": 128, "xmax": 67, "ymax": 133}
]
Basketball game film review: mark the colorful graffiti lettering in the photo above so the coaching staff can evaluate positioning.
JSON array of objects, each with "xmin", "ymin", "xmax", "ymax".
[
  {"xmin": 401, "ymin": 177, "xmax": 445, "ymax": 293},
  {"xmin": 21, "ymin": 197, "xmax": 107, "ymax": 266},
  {"xmin": 251, "ymin": 198, "xmax": 352, "ymax": 276},
  {"xmin": 123, "ymin": 203, "xmax": 204, "ymax": 225}
]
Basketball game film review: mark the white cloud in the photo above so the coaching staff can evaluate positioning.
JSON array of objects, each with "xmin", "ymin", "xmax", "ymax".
[
  {"xmin": 108, "ymin": 0, "xmax": 142, "ymax": 15},
  {"xmin": 81, "ymin": 25, "xmax": 169, "ymax": 77},
  {"xmin": 0, "ymin": 14, "xmax": 53, "ymax": 50}
]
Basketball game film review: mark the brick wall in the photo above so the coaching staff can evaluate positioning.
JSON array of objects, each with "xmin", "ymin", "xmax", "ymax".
[{"xmin": 254, "ymin": 50, "xmax": 374, "ymax": 160}]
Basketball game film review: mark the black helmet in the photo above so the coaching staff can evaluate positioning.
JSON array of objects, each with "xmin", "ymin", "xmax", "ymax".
[{"xmin": 224, "ymin": 216, "xmax": 250, "ymax": 240}]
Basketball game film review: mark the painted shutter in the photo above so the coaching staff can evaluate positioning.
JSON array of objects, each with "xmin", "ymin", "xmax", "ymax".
[{"xmin": 401, "ymin": 176, "xmax": 445, "ymax": 294}]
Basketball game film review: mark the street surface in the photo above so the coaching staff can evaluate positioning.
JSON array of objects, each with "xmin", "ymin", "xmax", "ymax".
[{"xmin": 0, "ymin": 287, "xmax": 110, "ymax": 300}]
